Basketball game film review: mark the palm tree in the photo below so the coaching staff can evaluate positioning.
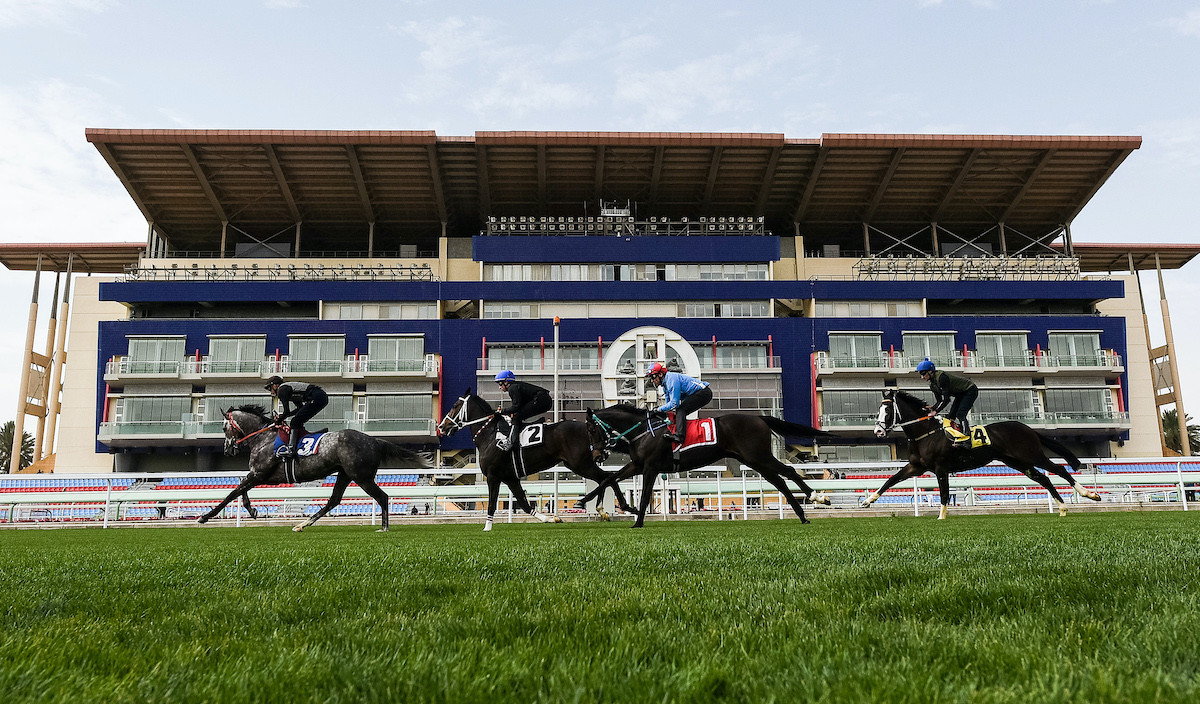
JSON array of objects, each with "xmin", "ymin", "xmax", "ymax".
[
  {"xmin": 0, "ymin": 421, "xmax": 35, "ymax": 472},
  {"xmin": 1162, "ymin": 409, "xmax": 1200, "ymax": 456}
]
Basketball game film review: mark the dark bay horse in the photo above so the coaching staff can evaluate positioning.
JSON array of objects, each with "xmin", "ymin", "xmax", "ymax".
[
  {"xmin": 438, "ymin": 389, "xmax": 635, "ymax": 531},
  {"xmin": 866, "ymin": 389, "xmax": 1101, "ymax": 518},
  {"xmin": 585, "ymin": 404, "xmax": 832, "ymax": 527},
  {"xmin": 198, "ymin": 405, "xmax": 430, "ymax": 532}
]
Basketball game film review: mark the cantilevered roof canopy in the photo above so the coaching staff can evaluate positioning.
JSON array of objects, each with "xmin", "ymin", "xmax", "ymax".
[
  {"xmin": 0, "ymin": 242, "xmax": 145, "ymax": 273},
  {"xmin": 86, "ymin": 129, "xmax": 1141, "ymax": 253},
  {"xmin": 1052, "ymin": 242, "xmax": 1200, "ymax": 272}
]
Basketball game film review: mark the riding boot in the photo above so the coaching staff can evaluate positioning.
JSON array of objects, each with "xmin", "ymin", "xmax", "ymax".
[{"xmin": 954, "ymin": 419, "xmax": 971, "ymax": 447}]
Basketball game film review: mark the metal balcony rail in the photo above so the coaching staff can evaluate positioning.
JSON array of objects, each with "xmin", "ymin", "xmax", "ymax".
[
  {"xmin": 119, "ymin": 261, "xmax": 439, "ymax": 283},
  {"xmin": 816, "ymin": 350, "xmax": 1122, "ymax": 372},
  {"xmin": 109, "ymin": 354, "xmax": 439, "ymax": 377},
  {"xmin": 852, "ymin": 255, "xmax": 1082, "ymax": 281},
  {"xmin": 100, "ymin": 418, "xmax": 439, "ymax": 440},
  {"xmin": 818, "ymin": 410, "xmax": 1129, "ymax": 428}
]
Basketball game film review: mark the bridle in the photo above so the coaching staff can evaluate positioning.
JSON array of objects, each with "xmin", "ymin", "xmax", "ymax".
[
  {"xmin": 224, "ymin": 410, "xmax": 280, "ymax": 447},
  {"xmin": 875, "ymin": 395, "xmax": 940, "ymax": 441},
  {"xmin": 438, "ymin": 392, "xmax": 500, "ymax": 441}
]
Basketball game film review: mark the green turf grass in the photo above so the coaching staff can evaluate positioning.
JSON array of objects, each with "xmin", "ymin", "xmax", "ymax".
[{"xmin": 1, "ymin": 512, "xmax": 1199, "ymax": 703}]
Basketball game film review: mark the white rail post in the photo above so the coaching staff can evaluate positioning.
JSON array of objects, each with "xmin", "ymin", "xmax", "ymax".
[
  {"xmin": 717, "ymin": 471, "xmax": 723, "ymax": 521},
  {"xmin": 742, "ymin": 471, "xmax": 748, "ymax": 520},
  {"xmin": 778, "ymin": 491, "xmax": 784, "ymax": 519},
  {"xmin": 913, "ymin": 476, "xmax": 919, "ymax": 516},
  {"xmin": 102, "ymin": 479, "xmax": 111, "ymax": 527},
  {"xmin": 1177, "ymin": 461, "xmax": 1188, "ymax": 511}
]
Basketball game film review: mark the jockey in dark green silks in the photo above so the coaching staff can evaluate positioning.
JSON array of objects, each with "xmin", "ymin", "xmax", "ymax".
[{"xmin": 916, "ymin": 358, "xmax": 978, "ymax": 447}]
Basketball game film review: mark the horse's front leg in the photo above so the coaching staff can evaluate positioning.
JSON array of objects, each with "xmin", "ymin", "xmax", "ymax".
[
  {"xmin": 632, "ymin": 465, "xmax": 657, "ymax": 528},
  {"xmin": 198, "ymin": 475, "xmax": 261, "ymax": 524},
  {"xmin": 241, "ymin": 492, "xmax": 259, "ymax": 520},
  {"xmin": 861, "ymin": 463, "xmax": 922, "ymax": 508},
  {"xmin": 935, "ymin": 470, "xmax": 951, "ymax": 520},
  {"xmin": 484, "ymin": 474, "xmax": 501, "ymax": 532},
  {"xmin": 505, "ymin": 473, "xmax": 560, "ymax": 524}
]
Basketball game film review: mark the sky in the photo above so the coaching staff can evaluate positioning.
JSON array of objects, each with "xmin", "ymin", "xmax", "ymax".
[{"xmin": 0, "ymin": 0, "xmax": 1199, "ymax": 442}]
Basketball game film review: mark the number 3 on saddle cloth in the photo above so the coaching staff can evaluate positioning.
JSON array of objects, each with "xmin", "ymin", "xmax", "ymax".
[
  {"xmin": 272, "ymin": 426, "xmax": 328, "ymax": 458},
  {"xmin": 666, "ymin": 414, "xmax": 718, "ymax": 452}
]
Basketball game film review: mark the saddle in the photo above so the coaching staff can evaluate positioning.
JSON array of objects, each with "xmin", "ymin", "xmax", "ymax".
[{"xmin": 942, "ymin": 418, "xmax": 990, "ymax": 449}]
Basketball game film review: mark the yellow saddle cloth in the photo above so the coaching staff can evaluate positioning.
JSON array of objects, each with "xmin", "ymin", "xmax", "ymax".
[{"xmin": 942, "ymin": 418, "xmax": 991, "ymax": 448}]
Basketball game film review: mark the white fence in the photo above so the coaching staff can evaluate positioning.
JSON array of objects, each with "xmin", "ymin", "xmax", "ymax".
[{"xmin": 1, "ymin": 458, "xmax": 1197, "ymax": 527}]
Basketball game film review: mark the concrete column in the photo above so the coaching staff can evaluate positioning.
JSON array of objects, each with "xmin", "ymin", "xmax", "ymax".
[
  {"xmin": 42, "ymin": 254, "xmax": 73, "ymax": 460},
  {"xmin": 1157, "ymin": 253, "xmax": 1190, "ymax": 455},
  {"xmin": 33, "ymin": 272, "xmax": 59, "ymax": 460}
]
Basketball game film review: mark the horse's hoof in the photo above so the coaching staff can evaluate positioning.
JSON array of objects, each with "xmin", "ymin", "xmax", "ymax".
[
  {"xmin": 375, "ymin": 528, "xmax": 388, "ymax": 533},
  {"xmin": 292, "ymin": 524, "xmax": 305, "ymax": 533},
  {"xmin": 1058, "ymin": 504, "xmax": 1068, "ymax": 517},
  {"xmin": 812, "ymin": 492, "xmax": 831, "ymax": 506},
  {"xmin": 248, "ymin": 511, "xmax": 259, "ymax": 520},
  {"xmin": 801, "ymin": 518, "xmax": 811, "ymax": 525},
  {"xmin": 483, "ymin": 522, "xmax": 493, "ymax": 532},
  {"xmin": 598, "ymin": 510, "xmax": 611, "ymax": 522},
  {"xmin": 196, "ymin": 517, "xmax": 208, "ymax": 525},
  {"xmin": 1085, "ymin": 490, "xmax": 1101, "ymax": 502},
  {"xmin": 553, "ymin": 516, "xmax": 563, "ymax": 523}
]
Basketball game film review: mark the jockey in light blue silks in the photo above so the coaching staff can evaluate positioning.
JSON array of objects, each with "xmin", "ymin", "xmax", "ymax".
[{"xmin": 647, "ymin": 362, "xmax": 712, "ymax": 443}]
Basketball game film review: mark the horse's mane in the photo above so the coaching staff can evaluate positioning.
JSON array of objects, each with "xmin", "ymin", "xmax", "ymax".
[
  {"xmin": 468, "ymin": 393, "xmax": 496, "ymax": 414},
  {"xmin": 893, "ymin": 390, "xmax": 927, "ymax": 408},
  {"xmin": 235, "ymin": 404, "xmax": 270, "ymax": 418},
  {"xmin": 603, "ymin": 403, "xmax": 646, "ymax": 414}
]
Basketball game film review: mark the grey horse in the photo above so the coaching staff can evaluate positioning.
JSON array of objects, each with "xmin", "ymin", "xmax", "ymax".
[{"xmin": 197, "ymin": 405, "xmax": 429, "ymax": 532}]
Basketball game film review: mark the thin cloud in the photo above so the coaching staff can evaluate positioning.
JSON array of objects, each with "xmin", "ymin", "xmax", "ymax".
[
  {"xmin": 264, "ymin": 0, "xmax": 302, "ymax": 9},
  {"xmin": 0, "ymin": 80, "xmax": 144, "ymax": 243},
  {"xmin": 0, "ymin": 0, "xmax": 114, "ymax": 27},
  {"xmin": 1166, "ymin": 9, "xmax": 1200, "ymax": 37},
  {"xmin": 394, "ymin": 17, "xmax": 595, "ymax": 120}
]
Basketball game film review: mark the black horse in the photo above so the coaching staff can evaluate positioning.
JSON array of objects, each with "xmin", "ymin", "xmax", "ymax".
[
  {"xmin": 438, "ymin": 389, "xmax": 636, "ymax": 531},
  {"xmin": 198, "ymin": 405, "xmax": 429, "ymax": 531},
  {"xmin": 584, "ymin": 404, "xmax": 832, "ymax": 527},
  {"xmin": 866, "ymin": 389, "xmax": 1102, "ymax": 518}
]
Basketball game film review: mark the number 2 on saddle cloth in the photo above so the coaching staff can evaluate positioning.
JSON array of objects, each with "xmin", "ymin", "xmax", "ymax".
[{"xmin": 667, "ymin": 413, "xmax": 718, "ymax": 450}]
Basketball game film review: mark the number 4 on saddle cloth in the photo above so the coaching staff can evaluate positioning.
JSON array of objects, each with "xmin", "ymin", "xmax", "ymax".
[
  {"xmin": 942, "ymin": 418, "xmax": 991, "ymax": 449},
  {"xmin": 666, "ymin": 414, "xmax": 718, "ymax": 451},
  {"xmin": 272, "ymin": 428, "xmax": 329, "ymax": 458}
]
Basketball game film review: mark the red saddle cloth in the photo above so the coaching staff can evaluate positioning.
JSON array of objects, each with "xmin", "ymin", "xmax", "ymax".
[{"xmin": 667, "ymin": 415, "xmax": 718, "ymax": 451}]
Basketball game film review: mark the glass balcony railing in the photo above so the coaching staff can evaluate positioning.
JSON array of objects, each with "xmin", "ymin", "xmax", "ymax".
[
  {"xmin": 697, "ymin": 356, "xmax": 781, "ymax": 370},
  {"xmin": 816, "ymin": 350, "xmax": 1123, "ymax": 372},
  {"xmin": 107, "ymin": 354, "xmax": 439, "ymax": 379},
  {"xmin": 818, "ymin": 411, "xmax": 1128, "ymax": 430}
]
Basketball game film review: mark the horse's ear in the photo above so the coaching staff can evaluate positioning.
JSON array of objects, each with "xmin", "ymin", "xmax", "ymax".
[{"xmin": 465, "ymin": 387, "xmax": 472, "ymax": 396}]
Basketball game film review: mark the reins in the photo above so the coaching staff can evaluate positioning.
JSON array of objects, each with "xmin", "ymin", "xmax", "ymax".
[{"xmin": 227, "ymin": 415, "xmax": 281, "ymax": 446}]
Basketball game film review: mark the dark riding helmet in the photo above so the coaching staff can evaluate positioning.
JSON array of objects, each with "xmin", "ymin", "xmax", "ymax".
[
  {"xmin": 494, "ymin": 370, "xmax": 515, "ymax": 383},
  {"xmin": 916, "ymin": 359, "xmax": 936, "ymax": 373},
  {"xmin": 264, "ymin": 375, "xmax": 284, "ymax": 390}
]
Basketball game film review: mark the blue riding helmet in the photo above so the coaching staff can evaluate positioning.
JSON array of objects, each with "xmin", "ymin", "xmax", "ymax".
[
  {"xmin": 494, "ymin": 370, "xmax": 515, "ymax": 383},
  {"xmin": 916, "ymin": 359, "xmax": 936, "ymax": 373}
]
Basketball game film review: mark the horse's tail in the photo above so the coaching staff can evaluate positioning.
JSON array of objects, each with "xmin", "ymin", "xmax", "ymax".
[
  {"xmin": 1036, "ymin": 432, "xmax": 1082, "ymax": 470},
  {"xmin": 379, "ymin": 440, "xmax": 432, "ymax": 468},
  {"xmin": 761, "ymin": 416, "xmax": 834, "ymax": 441}
]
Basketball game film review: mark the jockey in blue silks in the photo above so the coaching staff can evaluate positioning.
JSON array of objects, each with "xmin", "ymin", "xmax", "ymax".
[{"xmin": 647, "ymin": 362, "xmax": 712, "ymax": 443}]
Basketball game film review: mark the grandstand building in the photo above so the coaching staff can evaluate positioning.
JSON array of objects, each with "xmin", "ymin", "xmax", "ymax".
[{"xmin": 3, "ymin": 129, "xmax": 1198, "ymax": 473}]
